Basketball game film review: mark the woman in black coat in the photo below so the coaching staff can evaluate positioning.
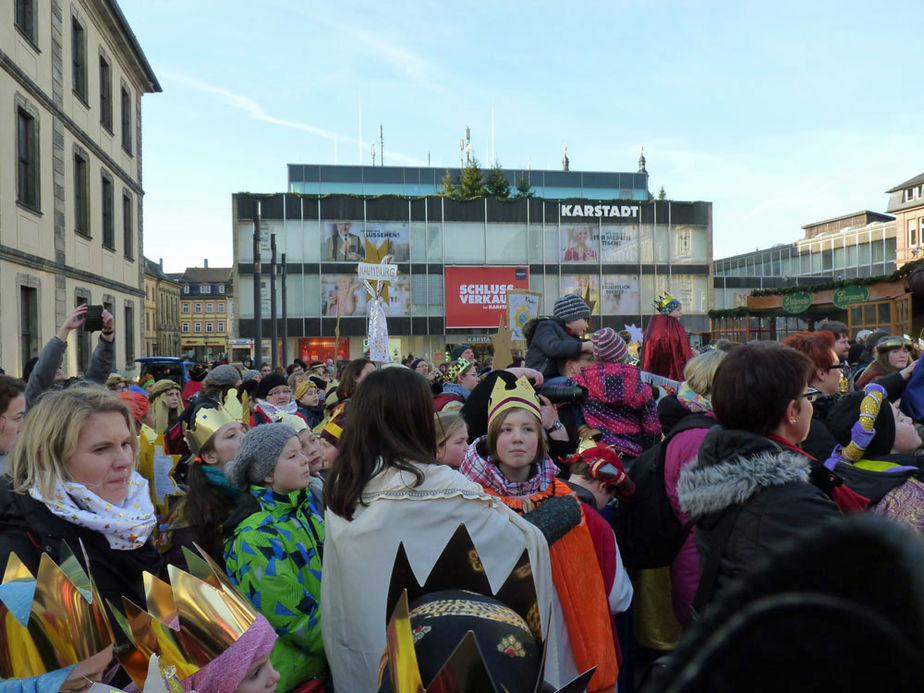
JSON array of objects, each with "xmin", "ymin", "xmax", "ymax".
[
  {"xmin": 676, "ymin": 342, "xmax": 840, "ymax": 611},
  {"xmin": 0, "ymin": 386, "xmax": 162, "ymax": 632}
]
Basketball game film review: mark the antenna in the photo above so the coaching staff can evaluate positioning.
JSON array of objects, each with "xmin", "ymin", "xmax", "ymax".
[
  {"xmin": 427, "ymin": 151, "xmax": 431, "ymax": 167},
  {"xmin": 379, "ymin": 123, "xmax": 384, "ymax": 166},
  {"xmin": 358, "ymin": 103, "xmax": 363, "ymax": 165},
  {"xmin": 491, "ymin": 105, "xmax": 495, "ymax": 167},
  {"xmin": 460, "ymin": 137, "xmax": 464, "ymax": 169},
  {"xmin": 371, "ymin": 143, "xmax": 376, "ymax": 166},
  {"xmin": 562, "ymin": 145, "xmax": 569, "ymax": 171}
]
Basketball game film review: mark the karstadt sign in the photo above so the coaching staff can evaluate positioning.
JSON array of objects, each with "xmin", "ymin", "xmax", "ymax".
[{"xmin": 560, "ymin": 203, "xmax": 639, "ymax": 219}]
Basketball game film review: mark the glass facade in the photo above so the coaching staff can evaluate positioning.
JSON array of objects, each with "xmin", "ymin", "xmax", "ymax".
[{"xmin": 233, "ymin": 194, "xmax": 712, "ymax": 356}]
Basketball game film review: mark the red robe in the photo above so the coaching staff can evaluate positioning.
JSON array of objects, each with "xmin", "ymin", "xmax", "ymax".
[{"xmin": 641, "ymin": 313, "xmax": 694, "ymax": 382}]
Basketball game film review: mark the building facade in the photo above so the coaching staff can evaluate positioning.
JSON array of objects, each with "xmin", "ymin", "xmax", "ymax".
[
  {"xmin": 1, "ymin": 0, "xmax": 159, "ymax": 376},
  {"xmin": 887, "ymin": 173, "xmax": 924, "ymax": 267},
  {"xmin": 713, "ymin": 211, "xmax": 897, "ymax": 311},
  {"xmin": 143, "ymin": 257, "xmax": 180, "ymax": 356},
  {"xmin": 232, "ymin": 183, "xmax": 713, "ymax": 363},
  {"xmin": 177, "ymin": 266, "xmax": 233, "ymax": 362}
]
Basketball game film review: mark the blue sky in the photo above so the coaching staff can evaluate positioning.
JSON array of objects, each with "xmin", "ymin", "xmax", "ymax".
[{"xmin": 120, "ymin": 0, "xmax": 924, "ymax": 273}]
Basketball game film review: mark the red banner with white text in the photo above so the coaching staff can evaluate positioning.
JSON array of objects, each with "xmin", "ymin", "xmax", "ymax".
[{"xmin": 444, "ymin": 266, "xmax": 530, "ymax": 329}]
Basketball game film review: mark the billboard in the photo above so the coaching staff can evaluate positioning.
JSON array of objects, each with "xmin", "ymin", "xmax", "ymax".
[
  {"xmin": 444, "ymin": 266, "xmax": 529, "ymax": 329},
  {"xmin": 321, "ymin": 221, "xmax": 409, "ymax": 261},
  {"xmin": 321, "ymin": 274, "xmax": 410, "ymax": 316}
]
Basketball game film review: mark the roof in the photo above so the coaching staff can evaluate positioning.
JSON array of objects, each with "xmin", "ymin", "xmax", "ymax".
[
  {"xmin": 180, "ymin": 267, "xmax": 232, "ymax": 283},
  {"xmin": 102, "ymin": 0, "xmax": 162, "ymax": 92},
  {"xmin": 886, "ymin": 172, "xmax": 924, "ymax": 193},
  {"xmin": 801, "ymin": 210, "xmax": 894, "ymax": 230}
]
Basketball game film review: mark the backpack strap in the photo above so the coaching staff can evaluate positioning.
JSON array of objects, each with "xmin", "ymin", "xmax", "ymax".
[{"xmin": 690, "ymin": 503, "xmax": 744, "ymax": 618}]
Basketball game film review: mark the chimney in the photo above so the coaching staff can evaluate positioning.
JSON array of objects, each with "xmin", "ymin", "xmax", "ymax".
[
  {"xmin": 159, "ymin": 258, "xmax": 164, "ymax": 270},
  {"xmin": 204, "ymin": 258, "xmax": 209, "ymax": 268}
]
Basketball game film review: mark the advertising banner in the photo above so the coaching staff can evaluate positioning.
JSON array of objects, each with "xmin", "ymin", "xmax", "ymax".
[
  {"xmin": 561, "ymin": 224, "xmax": 600, "ymax": 262},
  {"xmin": 321, "ymin": 274, "xmax": 409, "ymax": 316},
  {"xmin": 444, "ymin": 266, "xmax": 529, "ymax": 328},
  {"xmin": 322, "ymin": 221, "xmax": 409, "ymax": 261},
  {"xmin": 561, "ymin": 275, "xmax": 600, "ymax": 314},
  {"xmin": 601, "ymin": 225, "xmax": 640, "ymax": 263},
  {"xmin": 601, "ymin": 275, "xmax": 641, "ymax": 314}
]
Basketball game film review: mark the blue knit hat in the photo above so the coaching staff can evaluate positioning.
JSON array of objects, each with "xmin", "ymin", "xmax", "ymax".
[{"xmin": 553, "ymin": 294, "xmax": 591, "ymax": 323}]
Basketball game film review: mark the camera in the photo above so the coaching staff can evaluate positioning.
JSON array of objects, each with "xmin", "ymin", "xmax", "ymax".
[{"xmin": 536, "ymin": 383, "xmax": 587, "ymax": 404}]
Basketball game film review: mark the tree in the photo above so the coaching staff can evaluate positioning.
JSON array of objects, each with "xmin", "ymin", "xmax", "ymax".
[
  {"xmin": 485, "ymin": 164, "xmax": 511, "ymax": 199},
  {"xmin": 459, "ymin": 159, "xmax": 486, "ymax": 200},
  {"xmin": 514, "ymin": 174, "xmax": 534, "ymax": 199},
  {"xmin": 438, "ymin": 169, "xmax": 458, "ymax": 198},
  {"xmin": 658, "ymin": 186, "xmax": 667, "ymax": 200}
]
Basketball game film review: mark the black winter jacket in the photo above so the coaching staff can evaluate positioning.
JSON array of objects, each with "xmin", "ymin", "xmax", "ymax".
[
  {"xmin": 0, "ymin": 477, "xmax": 162, "ymax": 636},
  {"xmin": 676, "ymin": 428, "xmax": 839, "ymax": 605},
  {"xmin": 525, "ymin": 318, "xmax": 583, "ymax": 380}
]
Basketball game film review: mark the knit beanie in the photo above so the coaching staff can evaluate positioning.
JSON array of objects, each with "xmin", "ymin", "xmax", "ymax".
[
  {"xmin": 450, "ymin": 345, "xmax": 471, "ymax": 361},
  {"xmin": 224, "ymin": 423, "xmax": 297, "ymax": 487},
  {"xmin": 410, "ymin": 358, "xmax": 427, "ymax": 372},
  {"xmin": 181, "ymin": 614, "xmax": 277, "ymax": 692},
  {"xmin": 149, "ymin": 379, "xmax": 180, "ymax": 401},
  {"xmin": 294, "ymin": 379, "xmax": 318, "ymax": 401},
  {"xmin": 255, "ymin": 373, "xmax": 288, "ymax": 400},
  {"xmin": 204, "ymin": 364, "xmax": 242, "ymax": 387},
  {"xmin": 553, "ymin": 294, "xmax": 591, "ymax": 323},
  {"xmin": 116, "ymin": 390, "xmax": 150, "ymax": 422},
  {"xmin": 592, "ymin": 327, "xmax": 629, "ymax": 364},
  {"xmin": 825, "ymin": 391, "xmax": 896, "ymax": 459}
]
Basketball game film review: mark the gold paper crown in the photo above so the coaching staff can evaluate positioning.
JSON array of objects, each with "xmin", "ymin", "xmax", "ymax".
[
  {"xmin": 654, "ymin": 292, "xmax": 681, "ymax": 315},
  {"xmin": 0, "ymin": 545, "xmax": 114, "ymax": 679},
  {"xmin": 182, "ymin": 389, "xmax": 245, "ymax": 454},
  {"xmin": 275, "ymin": 411, "xmax": 309, "ymax": 432},
  {"xmin": 488, "ymin": 376, "xmax": 541, "ymax": 428},
  {"xmin": 107, "ymin": 545, "xmax": 258, "ymax": 690},
  {"xmin": 445, "ymin": 357, "xmax": 472, "ymax": 383},
  {"xmin": 381, "ymin": 524, "xmax": 594, "ymax": 693}
]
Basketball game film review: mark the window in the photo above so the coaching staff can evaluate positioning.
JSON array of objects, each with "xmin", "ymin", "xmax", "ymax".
[
  {"xmin": 218, "ymin": 284, "xmax": 226, "ymax": 294},
  {"xmin": 909, "ymin": 219, "xmax": 919, "ymax": 248},
  {"xmin": 101, "ymin": 173, "xmax": 114, "ymax": 249},
  {"xmin": 182, "ymin": 285, "xmax": 189, "ymax": 294},
  {"xmin": 194, "ymin": 303, "xmax": 202, "ymax": 313},
  {"xmin": 15, "ymin": 0, "xmax": 36, "ymax": 44},
  {"xmin": 20, "ymin": 286, "xmax": 39, "ymax": 362},
  {"xmin": 216, "ymin": 322, "xmax": 224, "ymax": 332},
  {"xmin": 205, "ymin": 302, "xmax": 213, "ymax": 313},
  {"xmin": 99, "ymin": 55, "xmax": 112, "ymax": 131},
  {"xmin": 122, "ymin": 193, "xmax": 133, "ymax": 258},
  {"xmin": 182, "ymin": 322, "xmax": 189, "ymax": 333},
  {"xmin": 193, "ymin": 322, "xmax": 201, "ymax": 332},
  {"xmin": 205, "ymin": 323, "xmax": 213, "ymax": 333},
  {"xmin": 71, "ymin": 17, "xmax": 87, "ymax": 102},
  {"xmin": 182, "ymin": 303, "xmax": 189, "ymax": 313},
  {"xmin": 16, "ymin": 107, "xmax": 39, "ymax": 210},
  {"xmin": 74, "ymin": 152, "xmax": 89, "ymax": 235},
  {"xmin": 120, "ymin": 85, "xmax": 132, "ymax": 153},
  {"xmin": 124, "ymin": 304, "xmax": 135, "ymax": 363},
  {"xmin": 200, "ymin": 285, "xmax": 211, "ymax": 294},
  {"xmin": 216, "ymin": 302, "xmax": 225, "ymax": 313}
]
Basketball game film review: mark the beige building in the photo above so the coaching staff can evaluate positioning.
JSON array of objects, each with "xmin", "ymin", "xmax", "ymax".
[
  {"xmin": 177, "ymin": 265, "xmax": 234, "ymax": 362},
  {"xmin": 0, "ymin": 1, "xmax": 160, "ymax": 377},
  {"xmin": 143, "ymin": 257, "xmax": 181, "ymax": 356},
  {"xmin": 887, "ymin": 173, "xmax": 924, "ymax": 267}
]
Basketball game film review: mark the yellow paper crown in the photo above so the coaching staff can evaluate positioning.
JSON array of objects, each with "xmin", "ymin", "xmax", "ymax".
[
  {"xmin": 654, "ymin": 292, "xmax": 681, "ymax": 315},
  {"xmin": 276, "ymin": 412, "xmax": 309, "ymax": 433},
  {"xmin": 488, "ymin": 376, "xmax": 541, "ymax": 428},
  {"xmin": 446, "ymin": 357, "xmax": 472, "ymax": 383},
  {"xmin": 182, "ymin": 389, "xmax": 244, "ymax": 454},
  {"xmin": 108, "ymin": 546, "xmax": 258, "ymax": 689},
  {"xmin": 0, "ymin": 546, "xmax": 114, "ymax": 679}
]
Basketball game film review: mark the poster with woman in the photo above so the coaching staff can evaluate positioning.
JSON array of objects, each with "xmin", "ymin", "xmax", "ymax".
[
  {"xmin": 561, "ymin": 225, "xmax": 599, "ymax": 262},
  {"xmin": 560, "ymin": 274, "xmax": 600, "ymax": 313},
  {"xmin": 601, "ymin": 275, "xmax": 641, "ymax": 314}
]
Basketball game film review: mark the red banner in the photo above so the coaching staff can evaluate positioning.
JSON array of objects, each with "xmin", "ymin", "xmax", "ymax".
[{"xmin": 444, "ymin": 266, "xmax": 530, "ymax": 329}]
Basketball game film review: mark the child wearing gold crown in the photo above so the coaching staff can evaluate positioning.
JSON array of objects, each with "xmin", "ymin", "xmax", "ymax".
[
  {"xmin": 459, "ymin": 376, "xmax": 630, "ymax": 693},
  {"xmin": 641, "ymin": 292, "xmax": 694, "ymax": 383}
]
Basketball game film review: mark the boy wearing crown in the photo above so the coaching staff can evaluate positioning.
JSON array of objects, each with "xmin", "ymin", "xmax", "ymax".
[{"xmin": 641, "ymin": 293, "xmax": 694, "ymax": 383}]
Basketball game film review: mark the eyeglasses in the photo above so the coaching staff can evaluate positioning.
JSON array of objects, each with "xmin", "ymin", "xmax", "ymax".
[
  {"xmin": 268, "ymin": 387, "xmax": 291, "ymax": 397},
  {"xmin": 798, "ymin": 390, "xmax": 821, "ymax": 403},
  {"xmin": 828, "ymin": 363, "xmax": 847, "ymax": 371}
]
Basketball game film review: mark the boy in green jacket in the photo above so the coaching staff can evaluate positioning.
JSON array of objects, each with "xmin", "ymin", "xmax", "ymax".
[{"xmin": 223, "ymin": 423, "xmax": 326, "ymax": 691}]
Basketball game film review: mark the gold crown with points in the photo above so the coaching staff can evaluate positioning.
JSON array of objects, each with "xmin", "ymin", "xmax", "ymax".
[
  {"xmin": 183, "ymin": 389, "xmax": 245, "ymax": 454},
  {"xmin": 107, "ymin": 545, "xmax": 258, "ymax": 689},
  {"xmin": 654, "ymin": 292, "xmax": 681, "ymax": 315},
  {"xmin": 487, "ymin": 376, "xmax": 541, "ymax": 428},
  {"xmin": 0, "ymin": 545, "xmax": 114, "ymax": 679}
]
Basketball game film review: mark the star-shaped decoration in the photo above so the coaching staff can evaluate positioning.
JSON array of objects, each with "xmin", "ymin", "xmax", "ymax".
[
  {"xmin": 138, "ymin": 432, "xmax": 182, "ymax": 514},
  {"xmin": 491, "ymin": 314, "xmax": 514, "ymax": 371},
  {"xmin": 361, "ymin": 238, "xmax": 396, "ymax": 303},
  {"xmin": 582, "ymin": 283, "xmax": 597, "ymax": 314}
]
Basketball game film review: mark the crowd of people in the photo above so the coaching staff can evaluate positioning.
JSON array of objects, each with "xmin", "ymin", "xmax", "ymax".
[{"xmin": 1, "ymin": 300, "xmax": 924, "ymax": 692}]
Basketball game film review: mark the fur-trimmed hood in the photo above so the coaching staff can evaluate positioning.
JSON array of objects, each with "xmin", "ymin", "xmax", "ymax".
[{"xmin": 677, "ymin": 431, "xmax": 813, "ymax": 518}]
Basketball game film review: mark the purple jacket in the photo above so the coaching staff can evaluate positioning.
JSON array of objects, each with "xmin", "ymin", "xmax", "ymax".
[{"xmin": 663, "ymin": 415, "xmax": 714, "ymax": 625}]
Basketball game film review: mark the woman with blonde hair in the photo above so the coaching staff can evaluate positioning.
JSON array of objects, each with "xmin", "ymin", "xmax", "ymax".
[
  {"xmin": 434, "ymin": 410, "xmax": 468, "ymax": 468},
  {"xmin": 149, "ymin": 378, "xmax": 183, "ymax": 435},
  {"xmin": 0, "ymin": 385, "xmax": 162, "ymax": 633}
]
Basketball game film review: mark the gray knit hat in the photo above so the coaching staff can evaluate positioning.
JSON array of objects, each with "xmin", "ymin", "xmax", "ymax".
[
  {"xmin": 553, "ymin": 294, "xmax": 591, "ymax": 323},
  {"xmin": 204, "ymin": 364, "xmax": 242, "ymax": 387},
  {"xmin": 224, "ymin": 423, "xmax": 297, "ymax": 487}
]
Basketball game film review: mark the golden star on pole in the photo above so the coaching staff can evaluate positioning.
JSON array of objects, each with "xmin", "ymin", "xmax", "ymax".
[
  {"xmin": 361, "ymin": 238, "xmax": 395, "ymax": 303},
  {"xmin": 491, "ymin": 314, "xmax": 514, "ymax": 371},
  {"xmin": 582, "ymin": 283, "xmax": 597, "ymax": 314}
]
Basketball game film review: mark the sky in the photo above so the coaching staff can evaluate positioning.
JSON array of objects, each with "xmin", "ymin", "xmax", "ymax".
[{"xmin": 119, "ymin": 0, "xmax": 924, "ymax": 274}]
